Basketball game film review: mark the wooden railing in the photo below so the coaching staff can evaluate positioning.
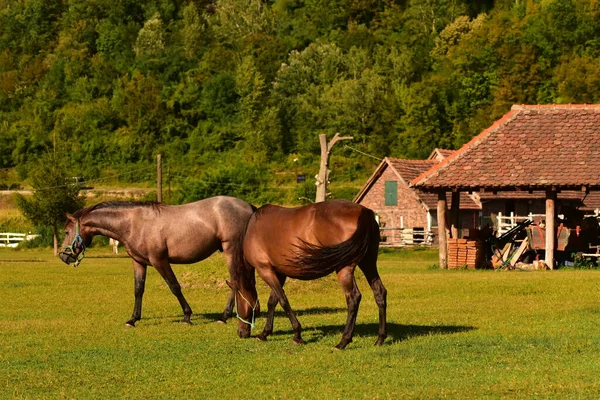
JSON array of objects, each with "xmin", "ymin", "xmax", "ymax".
[
  {"xmin": 495, "ymin": 212, "xmax": 545, "ymax": 237},
  {"xmin": 0, "ymin": 233, "xmax": 39, "ymax": 248},
  {"xmin": 379, "ymin": 227, "xmax": 434, "ymax": 247}
]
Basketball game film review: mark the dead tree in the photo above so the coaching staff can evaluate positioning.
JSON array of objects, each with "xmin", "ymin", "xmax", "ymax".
[{"xmin": 315, "ymin": 133, "xmax": 352, "ymax": 203}]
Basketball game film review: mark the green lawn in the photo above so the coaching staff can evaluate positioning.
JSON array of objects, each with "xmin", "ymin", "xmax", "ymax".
[{"xmin": 2, "ymin": 247, "xmax": 600, "ymax": 399}]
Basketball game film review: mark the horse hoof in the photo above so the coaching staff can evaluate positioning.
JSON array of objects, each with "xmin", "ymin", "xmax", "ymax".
[
  {"xmin": 256, "ymin": 335, "xmax": 268, "ymax": 342},
  {"xmin": 375, "ymin": 338, "xmax": 385, "ymax": 346},
  {"xmin": 216, "ymin": 319, "xmax": 227, "ymax": 325},
  {"xmin": 125, "ymin": 322, "xmax": 136, "ymax": 328},
  {"xmin": 292, "ymin": 338, "xmax": 306, "ymax": 345}
]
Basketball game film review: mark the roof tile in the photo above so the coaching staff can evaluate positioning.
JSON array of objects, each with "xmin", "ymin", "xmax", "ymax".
[{"xmin": 411, "ymin": 105, "xmax": 600, "ymax": 190}]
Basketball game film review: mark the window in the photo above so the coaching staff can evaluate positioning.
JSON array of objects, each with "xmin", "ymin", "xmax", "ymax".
[{"xmin": 385, "ymin": 181, "xmax": 398, "ymax": 206}]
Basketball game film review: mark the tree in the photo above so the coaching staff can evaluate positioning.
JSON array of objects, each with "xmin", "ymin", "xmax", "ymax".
[
  {"xmin": 182, "ymin": 2, "xmax": 208, "ymax": 60},
  {"xmin": 15, "ymin": 152, "xmax": 85, "ymax": 255},
  {"xmin": 134, "ymin": 13, "xmax": 166, "ymax": 59}
]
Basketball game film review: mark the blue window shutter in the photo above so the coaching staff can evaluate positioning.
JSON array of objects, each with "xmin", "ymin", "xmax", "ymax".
[{"xmin": 385, "ymin": 181, "xmax": 398, "ymax": 206}]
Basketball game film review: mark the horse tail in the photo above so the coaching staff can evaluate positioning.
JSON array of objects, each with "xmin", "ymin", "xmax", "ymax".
[{"xmin": 290, "ymin": 206, "xmax": 379, "ymax": 273}]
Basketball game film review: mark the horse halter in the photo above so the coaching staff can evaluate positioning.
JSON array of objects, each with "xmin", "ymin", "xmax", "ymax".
[
  {"xmin": 234, "ymin": 289, "xmax": 258, "ymax": 330},
  {"xmin": 60, "ymin": 220, "xmax": 86, "ymax": 267}
]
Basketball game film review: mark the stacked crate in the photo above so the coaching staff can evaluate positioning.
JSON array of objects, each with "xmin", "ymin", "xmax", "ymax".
[{"xmin": 448, "ymin": 238, "xmax": 485, "ymax": 269}]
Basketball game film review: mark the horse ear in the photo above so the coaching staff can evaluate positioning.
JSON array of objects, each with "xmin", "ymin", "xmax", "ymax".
[
  {"xmin": 226, "ymin": 280, "xmax": 235, "ymax": 290},
  {"xmin": 65, "ymin": 213, "xmax": 76, "ymax": 222}
]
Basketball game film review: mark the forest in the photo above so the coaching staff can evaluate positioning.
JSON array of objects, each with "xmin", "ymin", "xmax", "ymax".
[{"xmin": 2, "ymin": 0, "xmax": 600, "ymax": 204}]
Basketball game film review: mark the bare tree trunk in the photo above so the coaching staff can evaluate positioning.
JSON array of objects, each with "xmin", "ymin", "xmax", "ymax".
[{"xmin": 315, "ymin": 133, "xmax": 352, "ymax": 203}]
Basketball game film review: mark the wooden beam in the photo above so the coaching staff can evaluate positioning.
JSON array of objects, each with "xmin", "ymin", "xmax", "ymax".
[
  {"xmin": 437, "ymin": 191, "xmax": 448, "ymax": 269},
  {"xmin": 545, "ymin": 190, "xmax": 556, "ymax": 270},
  {"xmin": 450, "ymin": 191, "xmax": 460, "ymax": 239},
  {"xmin": 510, "ymin": 237, "xmax": 529, "ymax": 267}
]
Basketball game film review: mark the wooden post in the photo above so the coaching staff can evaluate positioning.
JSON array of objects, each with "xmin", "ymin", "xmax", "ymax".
[
  {"xmin": 437, "ymin": 191, "xmax": 448, "ymax": 269},
  {"xmin": 157, "ymin": 154, "xmax": 162, "ymax": 203},
  {"xmin": 315, "ymin": 132, "xmax": 352, "ymax": 202},
  {"xmin": 167, "ymin": 165, "xmax": 171, "ymax": 204},
  {"xmin": 545, "ymin": 190, "xmax": 556, "ymax": 269},
  {"xmin": 450, "ymin": 191, "xmax": 460, "ymax": 239}
]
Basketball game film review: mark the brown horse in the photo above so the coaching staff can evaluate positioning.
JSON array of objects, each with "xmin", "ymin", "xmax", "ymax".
[
  {"xmin": 58, "ymin": 196, "xmax": 256, "ymax": 327},
  {"xmin": 230, "ymin": 200, "xmax": 387, "ymax": 350}
]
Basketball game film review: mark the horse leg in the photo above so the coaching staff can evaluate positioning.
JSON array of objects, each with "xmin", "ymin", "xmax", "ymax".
[
  {"xmin": 126, "ymin": 260, "xmax": 147, "ymax": 327},
  {"xmin": 358, "ymin": 260, "xmax": 387, "ymax": 346},
  {"xmin": 335, "ymin": 266, "xmax": 362, "ymax": 350},
  {"xmin": 153, "ymin": 260, "xmax": 193, "ymax": 324},
  {"xmin": 220, "ymin": 291, "xmax": 235, "ymax": 323},
  {"xmin": 257, "ymin": 274, "xmax": 286, "ymax": 342},
  {"xmin": 260, "ymin": 270, "xmax": 304, "ymax": 345},
  {"xmin": 220, "ymin": 241, "xmax": 237, "ymax": 322}
]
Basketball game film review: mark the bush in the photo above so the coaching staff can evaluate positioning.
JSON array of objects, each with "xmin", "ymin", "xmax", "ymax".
[
  {"xmin": 292, "ymin": 181, "xmax": 316, "ymax": 203},
  {"xmin": 91, "ymin": 235, "xmax": 110, "ymax": 247},
  {"xmin": 175, "ymin": 161, "xmax": 281, "ymax": 205},
  {"xmin": 0, "ymin": 216, "xmax": 33, "ymax": 232},
  {"xmin": 572, "ymin": 253, "xmax": 599, "ymax": 269},
  {"xmin": 19, "ymin": 226, "xmax": 55, "ymax": 249}
]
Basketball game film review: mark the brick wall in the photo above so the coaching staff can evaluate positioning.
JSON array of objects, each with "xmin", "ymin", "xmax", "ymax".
[{"xmin": 357, "ymin": 167, "xmax": 429, "ymax": 229}]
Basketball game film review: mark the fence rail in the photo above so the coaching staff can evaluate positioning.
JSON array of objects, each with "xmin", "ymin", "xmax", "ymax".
[
  {"xmin": 496, "ymin": 212, "xmax": 546, "ymax": 237},
  {"xmin": 0, "ymin": 233, "xmax": 39, "ymax": 248},
  {"xmin": 379, "ymin": 227, "xmax": 434, "ymax": 247},
  {"xmin": 496, "ymin": 209, "xmax": 600, "ymax": 238}
]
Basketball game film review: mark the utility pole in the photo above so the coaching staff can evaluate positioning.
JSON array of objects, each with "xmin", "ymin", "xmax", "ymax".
[
  {"xmin": 315, "ymin": 132, "xmax": 352, "ymax": 203},
  {"xmin": 157, "ymin": 153, "xmax": 162, "ymax": 203}
]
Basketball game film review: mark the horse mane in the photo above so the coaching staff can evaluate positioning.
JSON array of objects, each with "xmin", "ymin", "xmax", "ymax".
[
  {"xmin": 230, "ymin": 203, "xmax": 259, "ymax": 282},
  {"xmin": 72, "ymin": 201, "xmax": 162, "ymax": 219},
  {"xmin": 253, "ymin": 204, "xmax": 269, "ymax": 220}
]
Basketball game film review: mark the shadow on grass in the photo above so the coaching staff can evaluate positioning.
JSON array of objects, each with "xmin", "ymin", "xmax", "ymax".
[
  {"xmin": 133, "ymin": 311, "xmax": 476, "ymax": 344},
  {"xmin": 266, "ymin": 322, "xmax": 476, "ymax": 344},
  {"xmin": 197, "ymin": 306, "xmax": 347, "ymax": 323},
  {"xmin": 86, "ymin": 255, "xmax": 131, "ymax": 259}
]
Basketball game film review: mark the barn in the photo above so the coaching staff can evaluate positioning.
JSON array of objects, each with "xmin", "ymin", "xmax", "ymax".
[
  {"xmin": 354, "ymin": 149, "xmax": 480, "ymax": 246},
  {"xmin": 411, "ymin": 104, "xmax": 600, "ymax": 268}
]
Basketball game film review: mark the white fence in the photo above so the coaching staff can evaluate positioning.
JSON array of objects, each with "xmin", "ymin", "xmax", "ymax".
[
  {"xmin": 495, "ymin": 212, "xmax": 545, "ymax": 237},
  {"xmin": 379, "ymin": 227, "xmax": 434, "ymax": 247},
  {"xmin": 0, "ymin": 233, "xmax": 40, "ymax": 248},
  {"xmin": 496, "ymin": 209, "xmax": 600, "ymax": 238},
  {"xmin": 584, "ymin": 209, "xmax": 600, "ymax": 220}
]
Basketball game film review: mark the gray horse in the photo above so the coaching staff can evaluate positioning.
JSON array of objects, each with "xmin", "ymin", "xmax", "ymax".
[{"xmin": 59, "ymin": 196, "xmax": 257, "ymax": 327}]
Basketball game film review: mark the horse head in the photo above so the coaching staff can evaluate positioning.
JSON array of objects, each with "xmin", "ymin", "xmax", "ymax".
[
  {"xmin": 59, "ymin": 213, "xmax": 91, "ymax": 267},
  {"xmin": 227, "ymin": 275, "xmax": 259, "ymax": 339}
]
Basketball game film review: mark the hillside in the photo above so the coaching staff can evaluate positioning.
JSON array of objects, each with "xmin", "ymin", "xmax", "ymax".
[{"xmin": 2, "ymin": 0, "xmax": 600, "ymax": 205}]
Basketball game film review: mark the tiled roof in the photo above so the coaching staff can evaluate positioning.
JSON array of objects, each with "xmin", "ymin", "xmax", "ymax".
[
  {"xmin": 353, "ymin": 157, "xmax": 481, "ymax": 210},
  {"xmin": 417, "ymin": 190, "xmax": 481, "ymax": 210},
  {"xmin": 387, "ymin": 158, "xmax": 438, "ymax": 181},
  {"xmin": 428, "ymin": 148, "xmax": 455, "ymax": 160},
  {"xmin": 477, "ymin": 190, "xmax": 600, "ymax": 211},
  {"xmin": 411, "ymin": 105, "xmax": 600, "ymax": 191}
]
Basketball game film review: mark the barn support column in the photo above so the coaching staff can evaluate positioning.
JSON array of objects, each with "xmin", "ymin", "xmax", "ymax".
[
  {"xmin": 437, "ymin": 191, "xmax": 448, "ymax": 269},
  {"xmin": 450, "ymin": 191, "xmax": 460, "ymax": 238},
  {"xmin": 545, "ymin": 190, "xmax": 556, "ymax": 270}
]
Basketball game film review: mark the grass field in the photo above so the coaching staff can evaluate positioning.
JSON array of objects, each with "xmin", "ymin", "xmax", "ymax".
[{"xmin": 2, "ymin": 247, "xmax": 600, "ymax": 399}]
